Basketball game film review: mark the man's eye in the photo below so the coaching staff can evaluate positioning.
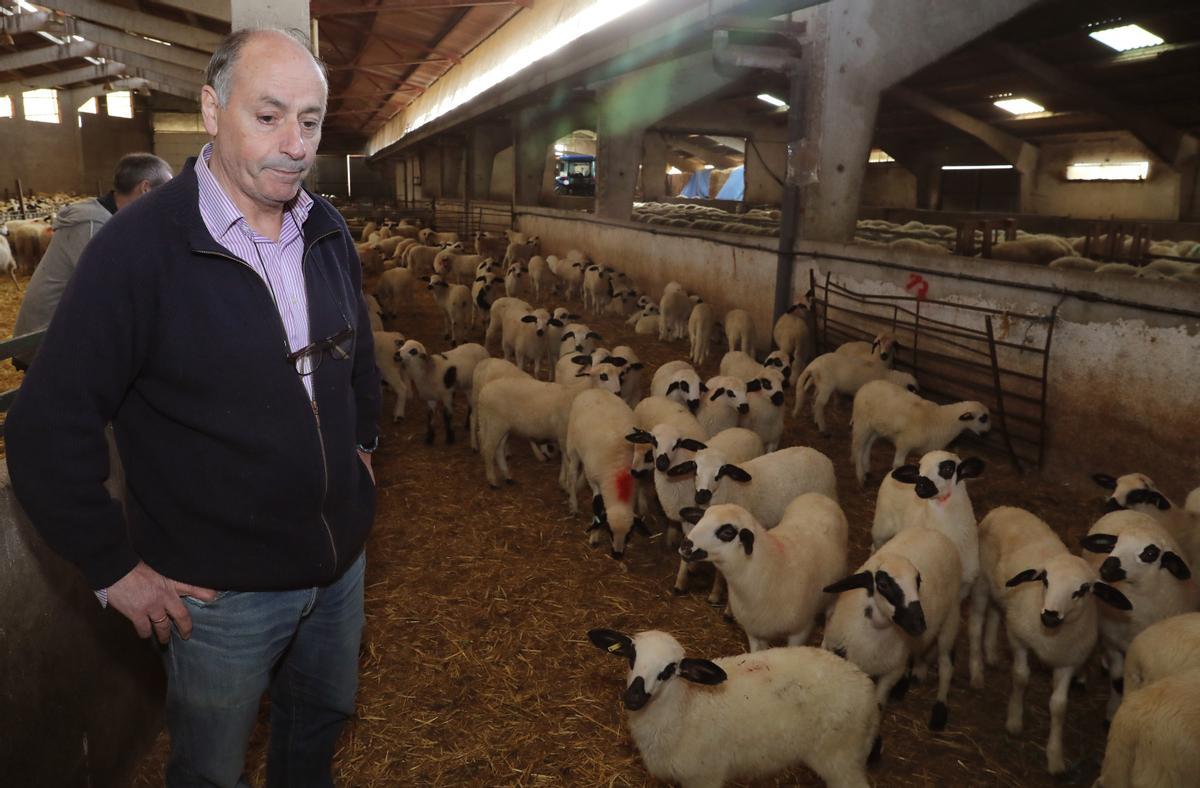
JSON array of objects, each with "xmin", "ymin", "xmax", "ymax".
[
  {"xmin": 302, "ymin": 121, "xmax": 320, "ymax": 131},
  {"xmin": 258, "ymin": 115, "xmax": 276, "ymax": 124}
]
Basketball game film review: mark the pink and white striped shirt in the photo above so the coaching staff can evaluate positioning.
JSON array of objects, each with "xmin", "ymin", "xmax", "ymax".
[{"xmin": 195, "ymin": 142, "xmax": 316, "ymax": 399}]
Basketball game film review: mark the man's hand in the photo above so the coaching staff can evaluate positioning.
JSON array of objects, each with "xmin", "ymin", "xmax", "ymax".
[
  {"xmin": 358, "ymin": 449, "xmax": 375, "ymax": 484},
  {"xmin": 106, "ymin": 561, "xmax": 218, "ymax": 643}
]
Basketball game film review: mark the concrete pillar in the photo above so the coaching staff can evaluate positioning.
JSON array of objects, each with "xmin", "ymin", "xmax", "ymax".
[
  {"xmin": 595, "ymin": 125, "xmax": 644, "ymax": 219},
  {"xmin": 468, "ymin": 122, "xmax": 511, "ymax": 201},
  {"xmin": 440, "ymin": 141, "xmax": 464, "ymax": 199},
  {"xmin": 791, "ymin": 0, "xmax": 1044, "ymax": 242},
  {"xmin": 641, "ymin": 130, "xmax": 669, "ymax": 202},
  {"xmin": 513, "ymin": 107, "xmax": 551, "ymax": 207},
  {"xmin": 232, "ymin": 0, "xmax": 308, "ymax": 35}
]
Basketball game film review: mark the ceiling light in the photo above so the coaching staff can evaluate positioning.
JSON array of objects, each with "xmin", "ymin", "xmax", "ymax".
[
  {"xmin": 16, "ymin": 0, "xmax": 39, "ymax": 12},
  {"xmin": 868, "ymin": 148, "xmax": 895, "ymax": 164},
  {"xmin": 994, "ymin": 97, "xmax": 1044, "ymax": 115},
  {"xmin": 71, "ymin": 35, "xmax": 85, "ymax": 42},
  {"xmin": 1089, "ymin": 24, "xmax": 1163, "ymax": 52},
  {"xmin": 37, "ymin": 31, "xmax": 65, "ymax": 45},
  {"xmin": 140, "ymin": 34, "xmax": 172, "ymax": 47},
  {"xmin": 941, "ymin": 164, "xmax": 1014, "ymax": 171},
  {"xmin": 666, "ymin": 166, "xmax": 682, "ymax": 175},
  {"xmin": 757, "ymin": 93, "xmax": 787, "ymax": 108},
  {"xmin": 703, "ymin": 164, "xmax": 715, "ymax": 170},
  {"xmin": 1066, "ymin": 161, "xmax": 1149, "ymax": 181}
]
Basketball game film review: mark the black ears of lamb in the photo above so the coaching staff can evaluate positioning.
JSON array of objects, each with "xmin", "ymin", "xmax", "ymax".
[
  {"xmin": 1161, "ymin": 551, "xmax": 1192, "ymax": 581},
  {"xmin": 677, "ymin": 658, "xmax": 727, "ymax": 686},
  {"xmin": 1080, "ymin": 534, "xmax": 1118, "ymax": 554},
  {"xmin": 1127, "ymin": 488, "xmax": 1172, "ymax": 511},
  {"xmin": 891, "ymin": 465, "xmax": 920, "ymax": 485},
  {"xmin": 678, "ymin": 507, "xmax": 706, "ymax": 525},
  {"xmin": 1091, "ymin": 582, "xmax": 1133, "ymax": 611},
  {"xmin": 957, "ymin": 457, "xmax": 985, "ymax": 481},
  {"xmin": 716, "ymin": 464, "xmax": 751, "ymax": 483},
  {"xmin": 1005, "ymin": 568, "xmax": 1046, "ymax": 587},
  {"xmin": 667, "ymin": 461, "xmax": 698, "ymax": 478},
  {"xmin": 739, "ymin": 529, "xmax": 755, "ymax": 556},
  {"xmin": 625, "ymin": 429, "xmax": 655, "ymax": 446},
  {"xmin": 588, "ymin": 629, "xmax": 636, "ymax": 666},
  {"xmin": 1092, "ymin": 473, "xmax": 1118, "ymax": 490},
  {"xmin": 823, "ymin": 571, "xmax": 875, "ymax": 596}
]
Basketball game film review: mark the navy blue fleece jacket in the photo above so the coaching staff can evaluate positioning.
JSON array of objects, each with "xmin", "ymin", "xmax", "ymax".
[{"xmin": 4, "ymin": 159, "xmax": 381, "ymax": 591}]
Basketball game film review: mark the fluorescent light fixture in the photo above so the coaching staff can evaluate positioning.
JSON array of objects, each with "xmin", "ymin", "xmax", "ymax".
[
  {"xmin": 140, "ymin": 34, "xmax": 173, "ymax": 47},
  {"xmin": 83, "ymin": 56, "xmax": 102, "ymax": 65},
  {"xmin": 666, "ymin": 166, "xmax": 682, "ymax": 175},
  {"xmin": 71, "ymin": 35, "xmax": 85, "ymax": 42},
  {"xmin": 1066, "ymin": 161, "xmax": 1149, "ymax": 181},
  {"xmin": 994, "ymin": 97, "xmax": 1044, "ymax": 115},
  {"xmin": 941, "ymin": 164, "xmax": 1014, "ymax": 171},
  {"xmin": 868, "ymin": 148, "xmax": 895, "ymax": 164},
  {"xmin": 16, "ymin": 0, "xmax": 39, "ymax": 12},
  {"xmin": 703, "ymin": 164, "xmax": 715, "ymax": 170},
  {"xmin": 757, "ymin": 93, "xmax": 787, "ymax": 108},
  {"xmin": 1089, "ymin": 24, "xmax": 1163, "ymax": 52},
  {"xmin": 37, "ymin": 31, "xmax": 65, "ymax": 45}
]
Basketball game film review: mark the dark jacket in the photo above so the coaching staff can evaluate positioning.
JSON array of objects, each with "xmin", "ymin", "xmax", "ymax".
[{"xmin": 4, "ymin": 159, "xmax": 381, "ymax": 592}]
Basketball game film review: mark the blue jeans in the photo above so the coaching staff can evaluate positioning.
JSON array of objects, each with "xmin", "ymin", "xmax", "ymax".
[{"xmin": 164, "ymin": 552, "xmax": 365, "ymax": 788}]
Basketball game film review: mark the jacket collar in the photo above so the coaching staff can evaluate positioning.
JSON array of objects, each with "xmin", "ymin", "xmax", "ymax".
[{"xmin": 170, "ymin": 157, "xmax": 342, "ymax": 257}]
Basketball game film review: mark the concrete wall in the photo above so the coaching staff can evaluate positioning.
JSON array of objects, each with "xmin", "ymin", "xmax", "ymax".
[
  {"xmin": 151, "ymin": 112, "xmax": 208, "ymax": 177},
  {"xmin": 81, "ymin": 112, "xmax": 155, "ymax": 197},
  {"xmin": 861, "ymin": 163, "xmax": 917, "ymax": 209},
  {"xmin": 516, "ymin": 207, "xmax": 1200, "ymax": 493},
  {"xmin": 1027, "ymin": 131, "xmax": 1180, "ymax": 220},
  {"xmin": 0, "ymin": 92, "xmax": 85, "ymax": 195},
  {"xmin": 491, "ymin": 145, "xmax": 514, "ymax": 200}
]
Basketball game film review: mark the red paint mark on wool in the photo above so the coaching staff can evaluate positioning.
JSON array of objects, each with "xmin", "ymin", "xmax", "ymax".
[{"xmin": 615, "ymin": 470, "xmax": 634, "ymax": 503}]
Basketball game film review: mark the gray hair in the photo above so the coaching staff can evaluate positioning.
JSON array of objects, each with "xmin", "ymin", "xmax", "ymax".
[
  {"xmin": 113, "ymin": 153, "xmax": 173, "ymax": 194},
  {"xmin": 204, "ymin": 27, "xmax": 328, "ymax": 108}
]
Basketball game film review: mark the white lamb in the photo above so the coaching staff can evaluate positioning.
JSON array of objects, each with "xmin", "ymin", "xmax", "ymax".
[
  {"xmin": 659, "ymin": 282, "xmax": 691, "ymax": 341},
  {"xmin": 364, "ymin": 293, "xmax": 384, "ymax": 332},
  {"xmin": 1097, "ymin": 668, "xmax": 1200, "ymax": 788},
  {"xmin": 556, "ymin": 322, "xmax": 602, "ymax": 359},
  {"xmin": 822, "ymin": 525, "xmax": 963, "ymax": 731},
  {"xmin": 610, "ymin": 345, "xmax": 645, "ymax": 407},
  {"xmin": 837, "ymin": 333, "xmax": 899, "ymax": 366},
  {"xmin": 696, "ymin": 375, "xmax": 749, "ymax": 436},
  {"xmin": 397, "ymin": 339, "xmax": 490, "ymax": 445},
  {"xmin": 795, "ymin": 352, "xmax": 920, "ymax": 430},
  {"xmin": 483, "ymin": 296, "xmax": 531, "ymax": 349},
  {"xmin": 372, "ymin": 330, "xmax": 410, "ymax": 422},
  {"xmin": 470, "ymin": 274, "xmax": 504, "ymax": 325},
  {"xmin": 651, "ymin": 361, "xmax": 703, "ymax": 414},
  {"xmin": 871, "ymin": 451, "xmax": 984, "ymax": 600},
  {"xmin": 588, "ymin": 628, "xmax": 881, "ymax": 788},
  {"xmin": 668, "ymin": 445, "xmax": 837, "ymax": 524},
  {"xmin": 850, "ymin": 380, "xmax": 990, "ymax": 486},
  {"xmin": 969, "ymin": 506, "xmax": 1133, "ymax": 775},
  {"xmin": 501, "ymin": 306, "xmax": 558, "ymax": 378},
  {"xmin": 741, "ymin": 367, "xmax": 787, "ymax": 452},
  {"xmin": 773, "ymin": 300, "xmax": 813, "ymax": 370},
  {"xmin": 1080, "ymin": 510, "xmax": 1200, "ymax": 721},
  {"xmin": 526, "ymin": 255, "xmax": 553, "ymax": 300},
  {"xmin": 1092, "ymin": 472, "xmax": 1200, "ymax": 566},
  {"xmin": 564, "ymin": 389, "xmax": 641, "ymax": 558},
  {"xmin": 680, "ymin": 496, "xmax": 848, "ymax": 653},
  {"xmin": 582, "ymin": 264, "xmax": 614, "ymax": 315},
  {"xmin": 503, "ymin": 262, "xmax": 529, "ymax": 300},
  {"xmin": 1123, "ymin": 611, "xmax": 1200, "ymax": 693},
  {"xmin": 467, "ymin": 358, "xmax": 529, "ymax": 451},
  {"xmin": 688, "ymin": 302, "xmax": 716, "ymax": 366},
  {"xmin": 476, "ymin": 363, "xmax": 623, "ymax": 488},
  {"xmin": 423, "ymin": 274, "xmax": 472, "ymax": 344},
  {"xmin": 723, "ymin": 309, "xmax": 757, "ymax": 355}
]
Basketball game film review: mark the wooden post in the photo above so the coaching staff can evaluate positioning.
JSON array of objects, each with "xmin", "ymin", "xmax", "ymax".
[{"xmin": 16, "ymin": 178, "xmax": 25, "ymax": 215}]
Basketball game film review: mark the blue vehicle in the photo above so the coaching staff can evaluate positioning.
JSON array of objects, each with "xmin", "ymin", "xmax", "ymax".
[{"xmin": 555, "ymin": 154, "xmax": 595, "ymax": 196}]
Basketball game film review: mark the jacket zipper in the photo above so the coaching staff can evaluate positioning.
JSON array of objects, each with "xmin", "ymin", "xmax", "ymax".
[{"xmin": 195, "ymin": 226, "xmax": 344, "ymax": 575}]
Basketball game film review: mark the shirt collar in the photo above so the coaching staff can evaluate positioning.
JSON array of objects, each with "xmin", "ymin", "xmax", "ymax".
[{"xmin": 196, "ymin": 142, "xmax": 315, "ymax": 243}]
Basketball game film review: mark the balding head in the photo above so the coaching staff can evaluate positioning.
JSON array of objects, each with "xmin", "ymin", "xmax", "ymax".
[{"xmin": 200, "ymin": 28, "xmax": 327, "ymax": 222}]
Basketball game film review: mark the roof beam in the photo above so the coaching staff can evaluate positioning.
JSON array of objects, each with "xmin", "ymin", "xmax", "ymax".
[
  {"xmin": 990, "ymin": 40, "xmax": 1199, "ymax": 167},
  {"xmin": 319, "ymin": 16, "xmax": 461, "ymax": 64},
  {"xmin": 67, "ymin": 76, "xmax": 199, "ymax": 104},
  {"xmin": 0, "ymin": 41, "xmax": 98, "ymax": 72},
  {"xmin": 94, "ymin": 45, "xmax": 203, "ymax": 86},
  {"xmin": 0, "ymin": 60, "xmax": 124, "ymax": 94},
  {"xmin": 314, "ymin": 0, "xmax": 529, "ymax": 15},
  {"xmin": 1, "ymin": 10, "xmax": 52, "ymax": 36},
  {"xmin": 146, "ymin": 0, "xmax": 230, "ymax": 24},
  {"xmin": 65, "ymin": 19, "xmax": 211, "ymax": 71},
  {"xmin": 35, "ymin": 0, "xmax": 224, "ymax": 52},
  {"xmin": 890, "ymin": 85, "xmax": 1038, "ymax": 173}
]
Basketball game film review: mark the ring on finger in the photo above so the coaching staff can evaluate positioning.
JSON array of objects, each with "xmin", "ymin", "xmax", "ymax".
[{"xmin": 151, "ymin": 615, "xmax": 168, "ymax": 624}]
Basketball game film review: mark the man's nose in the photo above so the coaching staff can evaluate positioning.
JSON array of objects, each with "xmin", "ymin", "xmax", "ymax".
[{"xmin": 281, "ymin": 122, "xmax": 306, "ymax": 159}]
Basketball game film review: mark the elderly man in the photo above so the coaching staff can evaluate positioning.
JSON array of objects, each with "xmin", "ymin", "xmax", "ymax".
[
  {"xmin": 5, "ymin": 28, "xmax": 380, "ymax": 787},
  {"xmin": 11, "ymin": 152, "xmax": 172, "ymax": 368}
]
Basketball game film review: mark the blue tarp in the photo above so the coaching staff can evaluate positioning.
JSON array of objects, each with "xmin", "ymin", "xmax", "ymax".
[
  {"xmin": 715, "ymin": 165, "xmax": 745, "ymax": 201},
  {"xmin": 678, "ymin": 169, "xmax": 710, "ymax": 198}
]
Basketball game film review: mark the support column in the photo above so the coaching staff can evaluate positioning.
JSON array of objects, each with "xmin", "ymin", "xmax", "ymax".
[
  {"xmin": 232, "ymin": 0, "xmax": 308, "ymax": 35},
  {"xmin": 468, "ymin": 122, "xmax": 511, "ymax": 201},
  {"xmin": 513, "ymin": 107, "xmax": 552, "ymax": 206},
  {"xmin": 641, "ymin": 130, "xmax": 669, "ymax": 202},
  {"xmin": 440, "ymin": 141, "xmax": 464, "ymax": 198},
  {"xmin": 595, "ymin": 125, "xmax": 644, "ymax": 220},
  {"xmin": 791, "ymin": 0, "xmax": 1044, "ymax": 242}
]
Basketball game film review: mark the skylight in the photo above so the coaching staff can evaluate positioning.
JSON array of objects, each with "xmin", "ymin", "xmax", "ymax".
[
  {"xmin": 78, "ymin": 97, "xmax": 97, "ymax": 114},
  {"xmin": 994, "ymin": 97, "xmax": 1045, "ymax": 115},
  {"xmin": 1065, "ymin": 161, "xmax": 1149, "ymax": 181},
  {"xmin": 37, "ymin": 31, "xmax": 66, "ymax": 45},
  {"xmin": 757, "ymin": 93, "xmax": 787, "ymax": 108},
  {"xmin": 941, "ymin": 165, "xmax": 1014, "ymax": 171},
  {"xmin": 1089, "ymin": 24, "xmax": 1163, "ymax": 52}
]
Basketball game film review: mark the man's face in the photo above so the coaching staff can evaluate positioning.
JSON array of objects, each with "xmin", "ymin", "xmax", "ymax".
[{"xmin": 201, "ymin": 33, "xmax": 325, "ymax": 211}]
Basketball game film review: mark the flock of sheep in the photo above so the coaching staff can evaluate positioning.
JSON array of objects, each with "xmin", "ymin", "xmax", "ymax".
[{"xmin": 349, "ymin": 216, "xmax": 1200, "ymax": 788}]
